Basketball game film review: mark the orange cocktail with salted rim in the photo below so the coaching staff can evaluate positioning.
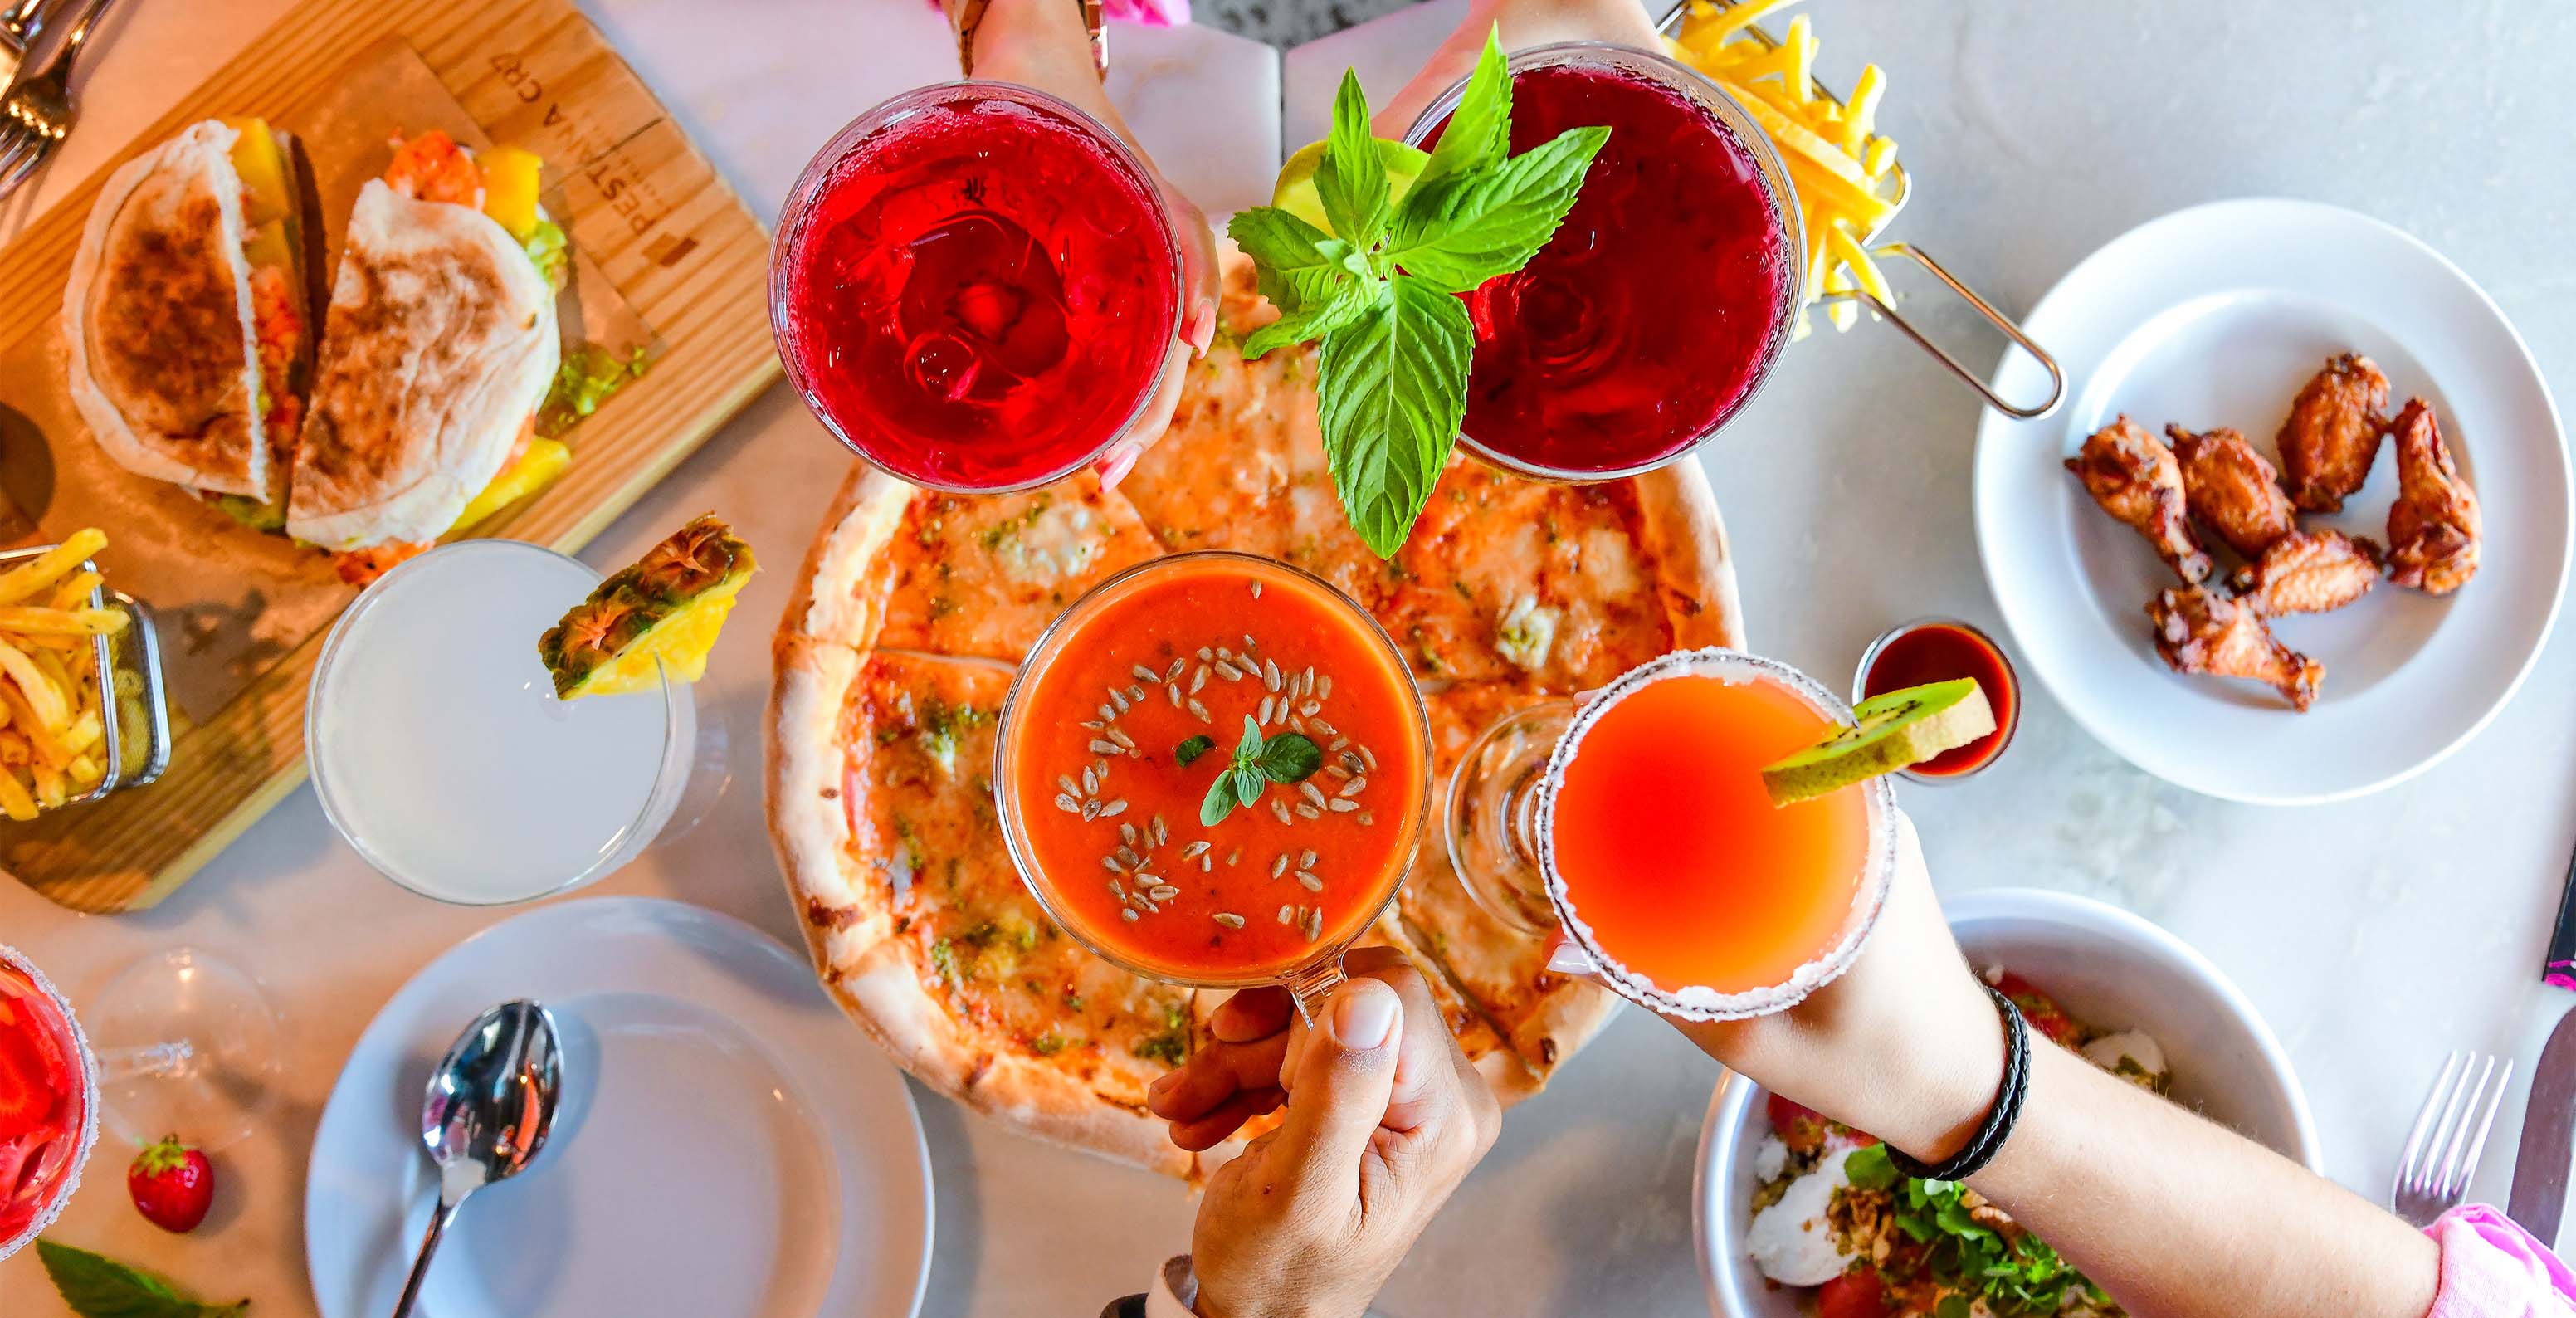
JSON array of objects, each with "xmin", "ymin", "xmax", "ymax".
[
  {"xmin": 998, "ymin": 553, "xmax": 1431, "ymax": 1012},
  {"xmin": 1534, "ymin": 649, "xmax": 1898, "ymax": 1021}
]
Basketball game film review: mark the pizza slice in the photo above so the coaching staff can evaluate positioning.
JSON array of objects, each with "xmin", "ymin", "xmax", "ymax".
[
  {"xmin": 1383, "ymin": 458, "xmax": 1736, "ymax": 690},
  {"xmin": 769, "ymin": 645, "xmax": 1196, "ymax": 1174},
  {"xmin": 1403, "ymin": 681, "xmax": 1621, "ymax": 1079},
  {"xmin": 781, "ymin": 466, "xmax": 1164, "ymax": 662}
]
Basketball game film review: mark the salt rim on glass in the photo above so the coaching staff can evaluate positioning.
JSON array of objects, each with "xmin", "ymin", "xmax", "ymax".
[
  {"xmin": 0, "ymin": 941, "xmax": 100, "ymax": 1261},
  {"xmin": 1531, "ymin": 647, "xmax": 1900, "ymax": 1023}
]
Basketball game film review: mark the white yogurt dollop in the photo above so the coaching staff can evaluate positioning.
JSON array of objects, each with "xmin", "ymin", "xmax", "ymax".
[{"xmin": 1748, "ymin": 1146, "xmax": 1858, "ymax": 1286}]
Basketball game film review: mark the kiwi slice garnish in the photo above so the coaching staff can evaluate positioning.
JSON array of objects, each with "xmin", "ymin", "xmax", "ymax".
[{"xmin": 1761, "ymin": 679, "xmax": 1997, "ymax": 806}]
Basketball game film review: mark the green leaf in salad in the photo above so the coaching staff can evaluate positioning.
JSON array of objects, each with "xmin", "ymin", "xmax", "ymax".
[
  {"xmin": 37, "ymin": 1239, "xmax": 248, "ymax": 1318},
  {"xmin": 523, "ymin": 217, "xmax": 571, "ymax": 290}
]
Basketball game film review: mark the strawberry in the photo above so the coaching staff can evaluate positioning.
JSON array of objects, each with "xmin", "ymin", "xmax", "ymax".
[
  {"xmin": 128, "ymin": 1136, "xmax": 215, "ymax": 1233},
  {"xmin": 0, "ymin": 1012, "xmax": 56, "ymax": 1141}
]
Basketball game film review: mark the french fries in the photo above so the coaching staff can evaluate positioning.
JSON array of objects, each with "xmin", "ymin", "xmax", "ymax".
[
  {"xmin": 0, "ymin": 529, "xmax": 128, "ymax": 819},
  {"xmin": 1668, "ymin": 0, "xmax": 1901, "ymax": 339}
]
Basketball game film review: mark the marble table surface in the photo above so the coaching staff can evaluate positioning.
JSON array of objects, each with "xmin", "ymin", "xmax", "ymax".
[{"xmin": 7, "ymin": 1, "xmax": 2576, "ymax": 1315}]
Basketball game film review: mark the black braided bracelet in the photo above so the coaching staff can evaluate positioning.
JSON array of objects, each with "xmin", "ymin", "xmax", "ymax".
[{"xmin": 1886, "ymin": 982, "xmax": 2031, "ymax": 1183}]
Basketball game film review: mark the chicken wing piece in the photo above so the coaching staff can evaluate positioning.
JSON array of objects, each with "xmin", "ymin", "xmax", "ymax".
[
  {"xmin": 2276, "ymin": 353, "xmax": 2390, "ymax": 513},
  {"xmin": 2228, "ymin": 529, "xmax": 2383, "ymax": 615},
  {"xmin": 2066, "ymin": 417, "xmax": 2211, "ymax": 583},
  {"xmin": 2169, "ymin": 424, "xmax": 2297, "ymax": 559},
  {"xmin": 2147, "ymin": 586, "xmax": 2324, "ymax": 711},
  {"xmin": 2384, "ymin": 398, "xmax": 2482, "ymax": 595}
]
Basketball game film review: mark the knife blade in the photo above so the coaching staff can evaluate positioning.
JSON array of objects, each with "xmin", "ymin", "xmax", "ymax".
[{"xmin": 2507, "ymin": 1005, "xmax": 2576, "ymax": 1244}]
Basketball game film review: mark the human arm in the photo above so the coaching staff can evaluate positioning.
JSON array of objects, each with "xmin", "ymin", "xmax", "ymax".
[
  {"xmin": 1674, "ymin": 814, "xmax": 2441, "ymax": 1318},
  {"xmin": 941, "ymin": 0, "xmax": 1222, "ymax": 485},
  {"xmin": 1371, "ymin": 0, "xmax": 1663, "ymax": 134},
  {"xmin": 1144, "ymin": 947, "xmax": 1501, "ymax": 1318}
]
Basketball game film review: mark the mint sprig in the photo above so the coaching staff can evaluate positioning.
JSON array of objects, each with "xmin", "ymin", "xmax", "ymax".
[
  {"xmin": 1198, "ymin": 716, "xmax": 1325, "ymax": 826},
  {"xmin": 1227, "ymin": 29, "xmax": 1608, "ymax": 558},
  {"xmin": 1840, "ymin": 1145, "xmax": 2109, "ymax": 1316},
  {"xmin": 37, "ymin": 1239, "xmax": 248, "ymax": 1318}
]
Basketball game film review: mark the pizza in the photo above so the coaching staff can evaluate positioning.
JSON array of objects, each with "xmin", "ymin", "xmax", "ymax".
[{"xmin": 768, "ymin": 255, "xmax": 1744, "ymax": 1176}]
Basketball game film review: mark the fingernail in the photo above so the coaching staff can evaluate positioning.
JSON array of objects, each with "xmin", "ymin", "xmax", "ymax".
[
  {"xmin": 1188, "ymin": 303, "xmax": 1216, "ymax": 357},
  {"xmin": 1147, "ymin": 1071, "xmax": 1176, "ymax": 1098},
  {"xmin": 1331, "ymin": 982, "xmax": 1399, "ymax": 1051},
  {"xmin": 1095, "ymin": 442, "xmax": 1140, "ymax": 490}
]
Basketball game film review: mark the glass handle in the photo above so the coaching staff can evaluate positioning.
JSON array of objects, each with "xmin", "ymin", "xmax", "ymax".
[
  {"xmin": 1280, "ymin": 957, "xmax": 1349, "ymax": 1027},
  {"xmin": 93, "ymin": 1040, "xmax": 192, "ymax": 1082}
]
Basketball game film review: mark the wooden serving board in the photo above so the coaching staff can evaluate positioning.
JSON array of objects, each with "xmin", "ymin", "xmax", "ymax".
[{"xmin": 0, "ymin": 0, "xmax": 780, "ymax": 912}]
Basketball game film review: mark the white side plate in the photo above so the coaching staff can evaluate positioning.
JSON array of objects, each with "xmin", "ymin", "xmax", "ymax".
[
  {"xmin": 1975, "ymin": 198, "xmax": 2570, "ymax": 804},
  {"xmin": 305, "ymin": 897, "xmax": 932, "ymax": 1318}
]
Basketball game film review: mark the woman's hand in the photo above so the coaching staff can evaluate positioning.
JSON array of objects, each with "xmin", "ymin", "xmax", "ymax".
[
  {"xmin": 1663, "ymin": 812, "xmax": 2009, "ymax": 1165},
  {"xmin": 1148, "ymin": 947, "xmax": 1500, "ymax": 1318},
  {"xmin": 944, "ymin": 0, "xmax": 1222, "ymax": 487},
  {"xmin": 1372, "ymin": 0, "xmax": 1666, "ymax": 135}
]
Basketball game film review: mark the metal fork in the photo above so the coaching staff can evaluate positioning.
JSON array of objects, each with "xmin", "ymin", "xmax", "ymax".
[
  {"xmin": 0, "ymin": 0, "xmax": 122, "ymax": 202},
  {"xmin": 2393, "ymin": 1050, "xmax": 2515, "ymax": 1227}
]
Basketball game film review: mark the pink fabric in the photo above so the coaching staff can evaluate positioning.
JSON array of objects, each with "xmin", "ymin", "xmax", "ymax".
[
  {"xmin": 928, "ymin": 0, "xmax": 1190, "ymax": 25},
  {"xmin": 2428, "ymin": 1205, "xmax": 2576, "ymax": 1317}
]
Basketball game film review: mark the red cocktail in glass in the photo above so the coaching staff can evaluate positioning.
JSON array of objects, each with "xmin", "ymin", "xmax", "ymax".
[
  {"xmin": 1407, "ymin": 44, "xmax": 1800, "ymax": 481},
  {"xmin": 0, "ymin": 945, "xmax": 98, "ymax": 1260},
  {"xmin": 772, "ymin": 82, "xmax": 1181, "ymax": 491}
]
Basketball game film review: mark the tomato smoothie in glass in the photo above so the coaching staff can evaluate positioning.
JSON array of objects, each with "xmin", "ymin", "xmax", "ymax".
[
  {"xmin": 999, "ymin": 554, "xmax": 1430, "ymax": 993},
  {"xmin": 772, "ymin": 81, "xmax": 1181, "ymax": 492},
  {"xmin": 0, "ymin": 945, "xmax": 98, "ymax": 1260},
  {"xmin": 1407, "ymin": 44, "xmax": 1799, "ymax": 481}
]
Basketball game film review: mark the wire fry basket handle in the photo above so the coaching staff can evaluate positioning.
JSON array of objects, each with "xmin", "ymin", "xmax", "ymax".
[{"xmin": 1833, "ymin": 243, "xmax": 2066, "ymax": 420}]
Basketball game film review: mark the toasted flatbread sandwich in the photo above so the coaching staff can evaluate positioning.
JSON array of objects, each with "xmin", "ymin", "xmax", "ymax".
[
  {"xmin": 61, "ymin": 118, "xmax": 314, "ymax": 505},
  {"xmin": 289, "ymin": 132, "xmax": 568, "ymax": 583}
]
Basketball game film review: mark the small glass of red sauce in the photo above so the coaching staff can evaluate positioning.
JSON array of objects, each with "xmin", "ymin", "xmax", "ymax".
[{"xmin": 1853, "ymin": 619, "xmax": 2021, "ymax": 782}]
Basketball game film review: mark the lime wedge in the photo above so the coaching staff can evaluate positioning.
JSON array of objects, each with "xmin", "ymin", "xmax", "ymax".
[
  {"xmin": 1272, "ymin": 138, "xmax": 1432, "ymax": 237},
  {"xmin": 1760, "ymin": 679, "xmax": 1996, "ymax": 806}
]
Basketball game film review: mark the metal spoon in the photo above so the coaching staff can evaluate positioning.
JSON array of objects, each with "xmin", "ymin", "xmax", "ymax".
[{"xmin": 392, "ymin": 1000, "xmax": 564, "ymax": 1318}]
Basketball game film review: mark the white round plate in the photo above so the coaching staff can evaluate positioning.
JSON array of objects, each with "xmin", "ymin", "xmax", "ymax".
[
  {"xmin": 1975, "ymin": 198, "xmax": 2571, "ymax": 804},
  {"xmin": 305, "ymin": 898, "xmax": 932, "ymax": 1318}
]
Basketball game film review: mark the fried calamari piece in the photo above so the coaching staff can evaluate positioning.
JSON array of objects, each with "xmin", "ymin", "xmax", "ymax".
[
  {"xmin": 2228, "ymin": 529, "xmax": 2383, "ymax": 616},
  {"xmin": 2277, "ymin": 354, "xmax": 2390, "ymax": 513},
  {"xmin": 2168, "ymin": 424, "xmax": 2297, "ymax": 559},
  {"xmin": 2066, "ymin": 416, "xmax": 2211, "ymax": 583},
  {"xmin": 2384, "ymin": 398, "xmax": 2482, "ymax": 595},
  {"xmin": 2148, "ymin": 586, "xmax": 2323, "ymax": 712}
]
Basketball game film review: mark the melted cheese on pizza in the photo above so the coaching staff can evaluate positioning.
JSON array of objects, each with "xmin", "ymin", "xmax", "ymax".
[
  {"xmin": 873, "ymin": 472, "xmax": 1164, "ymax": 661},
  {"xmin": 842, "ymin": 652, "xmax": 1190, "ymax": 1101}
]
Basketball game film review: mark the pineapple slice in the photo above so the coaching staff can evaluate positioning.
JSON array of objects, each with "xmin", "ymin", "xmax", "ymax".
[{"xmin": 538, "ymin": 515, "xmax": 755, "ymax": 699}]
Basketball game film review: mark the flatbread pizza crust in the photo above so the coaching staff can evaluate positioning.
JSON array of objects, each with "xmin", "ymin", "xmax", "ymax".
[{"xmin": 768, "ymin": 251, "xmax": 1745, "ymax": 1177}]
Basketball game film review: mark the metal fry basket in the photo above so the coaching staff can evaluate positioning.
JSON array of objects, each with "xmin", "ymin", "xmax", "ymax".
[
  {"xmin": 0, "ymin": 544, "xmax": 172, "ymax": 810},
  {"xmin": 1656, "ymin": 1, "xmax": 2066, "ymax": 419}
]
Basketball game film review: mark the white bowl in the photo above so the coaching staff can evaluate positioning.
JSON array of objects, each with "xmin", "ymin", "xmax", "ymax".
[{"xmin": 1693, "ymin": 888, "xmax": 2321, "ymax": 1317}]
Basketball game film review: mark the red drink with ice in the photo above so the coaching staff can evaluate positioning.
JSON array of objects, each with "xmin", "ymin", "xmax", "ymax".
[
  {"xmin": 1410, "ymin": 46, "xmax": 1798, "ymax": 480},
  {"xmin": 773, "ymin": 82, "xmax": 1182, "ymax": 491},
  {"xmin": 0, "ymin": 946, "xmax": 97, "ymax": 1259}
]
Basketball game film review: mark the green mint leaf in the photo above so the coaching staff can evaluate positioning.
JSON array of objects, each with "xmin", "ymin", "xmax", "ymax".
[
  {"xmin": 1231, "ymin": 765, "xmax": 1266, "ymax": 808},
  {"xmin": 1173, "ymin": 734, "xmax": 1217, "ymax": 767},
  {"xmin": 1316, "ymin": 71, "xmax": 1390, "ymax": 250},
  {"xmin": 1255, "ymin": 731, "xmax": 1324, "ymax": 783},
  {"xmin": 1316, "ymin": 276, "xmax": 1470, "ymax": 557},
  {"xmin": 1842, "ymin": 1141, "xmax": 1898, "ymax": 1191},
  {"xmin": 1388, "ymin": 124, "xmax": 1609, "ymax": 293},
  {"xmin": 37, "ymin": 1240, "xmax": 248, "ymax": 1318},
  {"xmin": 1235, "ymin": 715, "xmax": 1264, "ymax": 759},
  {"xmin": 1417, "ymin": 28, "xmax": 1512, "ymax": 192},
  {"xmin": 1200, "ymin": 773, "xmax": 1238, "ymax": 826},
  {"xmin": 1226, "ymin": 208, "xmax": 1363, "ymax": 318},
  {"xmin": 1243, "ymin": 279, "xmax": 1378, "ymax": 360}
]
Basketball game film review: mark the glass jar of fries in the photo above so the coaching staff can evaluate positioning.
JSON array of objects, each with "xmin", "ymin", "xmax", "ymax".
[{"xmin": 0, "ymin": 531, "xmax": 171, "ymax": 819}]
